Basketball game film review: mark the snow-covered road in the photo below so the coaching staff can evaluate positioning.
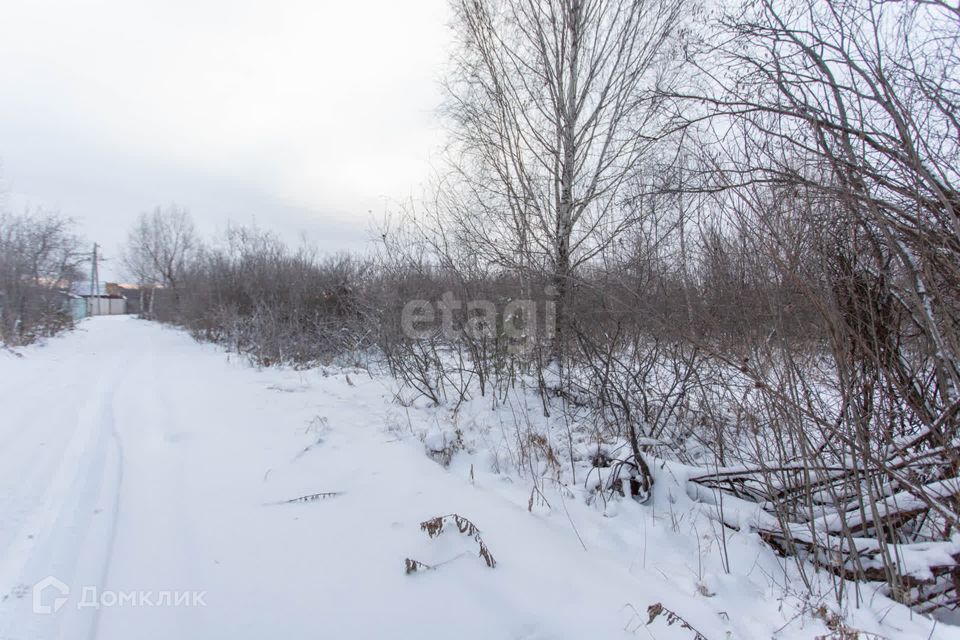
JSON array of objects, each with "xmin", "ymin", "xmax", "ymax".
[
  {"xmin": 0, "ymin": 317, "xmax": 953, "ymax": 639},
  {"xmin": 0, "ymin": 317, "xmax": 650, "ymax": 639}
]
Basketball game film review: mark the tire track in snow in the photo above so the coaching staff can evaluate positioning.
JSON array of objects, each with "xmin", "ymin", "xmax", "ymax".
[
  {"xmin": 0, "ymin": 345, "xmax": 129, "ymax": 640},
  {"xmin": 94, "ymin": 334, "xmax": 209, "ymax": 639},
  {"xmin": 86, "ymin": 387, "xmax": 125, "ymax": 640}
]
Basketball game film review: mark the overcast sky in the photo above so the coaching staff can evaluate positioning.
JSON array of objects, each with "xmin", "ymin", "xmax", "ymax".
[{"xmin": 0, "ymin": 0, "xmax": 452, "ymax": 278}]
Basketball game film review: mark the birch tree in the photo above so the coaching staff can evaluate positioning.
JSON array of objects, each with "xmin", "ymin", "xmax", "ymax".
[{"xmin": 441, "ymin": 0, "xmax": 685, "ymax": 357}]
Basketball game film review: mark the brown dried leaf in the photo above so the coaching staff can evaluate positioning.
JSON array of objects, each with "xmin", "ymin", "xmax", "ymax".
[
  {"xmin": 415, "ymin": 513, "xmax": 497, "ymax": 569},
  {"xmin": 646, "ymin": 602, "xmax": 708, "ymax": 640}
]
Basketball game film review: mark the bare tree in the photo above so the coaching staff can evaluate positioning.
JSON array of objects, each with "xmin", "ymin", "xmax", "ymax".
[
  {"xmin": 0, "ymin": 210, "xmax": 84, "ymax": 344},
  {"xmin": 124, "ymin": 205, "xmax": 197, "ymax": 316},
  {"xmin": 439, "ymin": 0, "xmax": 685, "ymax": 358}
]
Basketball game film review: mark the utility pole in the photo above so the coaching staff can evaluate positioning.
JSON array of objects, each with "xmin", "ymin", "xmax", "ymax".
[{"xmin": 88, "ymin": 243, "xmax": 99, "ymax": 317}]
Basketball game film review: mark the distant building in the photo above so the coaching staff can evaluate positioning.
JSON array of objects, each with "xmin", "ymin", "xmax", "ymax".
[
  {"xmin": 103, "ymin": 283, "xmax": 164, "ymax": 317},
  {"xmin": 105, "ymin": 283, "xmax": 142, "ymax": 315},
  {"xmin": 72, "ymin": 282, "xmax": 127, "ymax": 316}
]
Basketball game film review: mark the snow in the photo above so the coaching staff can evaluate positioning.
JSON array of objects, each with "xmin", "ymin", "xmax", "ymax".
[{"xmin": 0, "ymin": 316, "xmax": 955, "ymax": 639}]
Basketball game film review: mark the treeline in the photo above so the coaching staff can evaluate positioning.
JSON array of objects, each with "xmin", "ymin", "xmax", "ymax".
[
  {"xmin": 127, "ymin": 210, "xmax": 816, "ymax": 367},
  {"xmin": 123, "ymin": 0, "xmax": 958, "ymax": 615}
]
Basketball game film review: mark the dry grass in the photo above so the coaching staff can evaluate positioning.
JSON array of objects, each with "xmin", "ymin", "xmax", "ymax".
[{"xmin": 405, "ymin": 513, "xmax": 497, "ymax": 574}]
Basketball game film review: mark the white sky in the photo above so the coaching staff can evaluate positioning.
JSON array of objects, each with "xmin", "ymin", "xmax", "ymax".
[{"xmin": 0, "ymin": 0, "xmax": 452, "ymax": 278}]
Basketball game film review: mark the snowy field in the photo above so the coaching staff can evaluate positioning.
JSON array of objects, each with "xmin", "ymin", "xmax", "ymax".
[{"xmin": 0, "ymin": 316, "xmax": 954, "ymax": 640}]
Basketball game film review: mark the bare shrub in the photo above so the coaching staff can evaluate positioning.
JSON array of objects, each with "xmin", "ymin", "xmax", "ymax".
[
  {"xmin": 0, "ymin": 210, "xmax": 84, "ymax": 345},
  {"xmin": 667, "ymin": 0, "xmax": 960, "ymax": 612}
]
